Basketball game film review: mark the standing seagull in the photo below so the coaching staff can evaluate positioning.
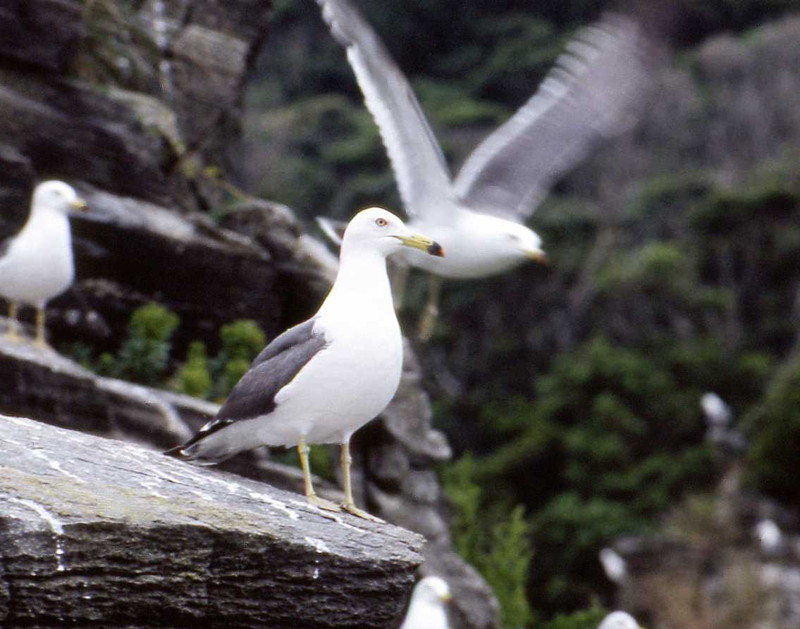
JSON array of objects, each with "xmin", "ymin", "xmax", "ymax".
[
  {"xmin": 0, "ymin": 180, "xmax": 87, "ymax": 348},
  {"xmin": 316, "ymin": 0, "xmax": 654, "ymax": 338},
  {"xmin": 166, "ymin": 208, "xmax": 443, "ymax": 520}
]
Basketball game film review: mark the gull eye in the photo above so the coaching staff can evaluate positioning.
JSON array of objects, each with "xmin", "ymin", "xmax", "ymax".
[{"xmin": 375, "ymin": 217, "xmax": 388, "ymax": 227}]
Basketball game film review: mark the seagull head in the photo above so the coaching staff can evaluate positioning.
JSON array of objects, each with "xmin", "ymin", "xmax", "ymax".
[
  {"xmin": 32, "ymin": 180, "xmax": 88, "ymax": 216},
  {"xmin": 411, "ymin": 575, "xmax": 452, "ymax": 606},
  {"xmin": 597, "ymin": 611, "xmax": 641, "ymax": 629},
  {"xmin": 341, "ymin": 207, "xmax": 444, "ymax": 259},
  {"xmin": 503, "ymin": 221, "xmax": 547, "ymax": 264}
]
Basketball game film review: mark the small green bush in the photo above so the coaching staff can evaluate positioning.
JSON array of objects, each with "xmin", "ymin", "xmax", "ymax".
[
  {"xmin": 98, "ymin": 302, "xmax": 179, "ymax": 386},
  {"xmin": 173, "ymin": 341, "xmax": 213, "ymax": 399},
  {"xmin": 211, "ymin": 320, "xmax": 267, "ymax": 399}
]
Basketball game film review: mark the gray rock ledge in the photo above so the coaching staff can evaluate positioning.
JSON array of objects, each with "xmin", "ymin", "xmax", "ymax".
[{"xmin": 0, "ymin": 415, "xmax": 424, "ymax": 628}]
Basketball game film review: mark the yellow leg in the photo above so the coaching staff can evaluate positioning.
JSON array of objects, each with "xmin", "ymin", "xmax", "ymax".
[
  {"xmin": 297, "ymin": 436, "xmax": 340, "ymax": 512},
  {"xmin": 390, "ymin": 263, "xmax": 409, "ymax": 311},
  {"xmin": 417, "ymin": 275, "xmax": 442, "ymax": 342},
  {"xmin": 34, "ymin": 306, "xmax": 48, "ymax": 349},
  {"xmin": 340, "ymin": 439, "xmax": 382, "ymax": 522},
  {"xmin": 5, "ymin": 302, "xmax": 21, "ymax": 343}
]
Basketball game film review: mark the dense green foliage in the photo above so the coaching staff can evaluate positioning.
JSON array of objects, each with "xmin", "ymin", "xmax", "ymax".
[{"xmin": 444, "ymin": 456, "xmax": 534, "ymax": 628}]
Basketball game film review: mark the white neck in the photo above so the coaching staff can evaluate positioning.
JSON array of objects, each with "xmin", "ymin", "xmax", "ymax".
[{"xmin": 318, "ymin": 247, "xmax": 392, "ymax": 318}]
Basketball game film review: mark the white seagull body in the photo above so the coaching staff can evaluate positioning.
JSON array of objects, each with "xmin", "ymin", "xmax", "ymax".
[
  {"xmin": 316, "ymin": 0, "xmax": 654, "ymax": 335},
  {"xmin": 167, "ymin": 207, "xmax": 443, "ymax": 519},
  {"xmin": 0, "ymin": 180, "xmax": 87, "ymax": 347},
  {"xmin": 400, "ymin": 576, "xmax": 452, "ymax": 629}
]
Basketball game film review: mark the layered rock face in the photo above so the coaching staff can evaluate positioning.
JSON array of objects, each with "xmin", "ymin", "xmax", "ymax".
[{"xmin": 0, "ymin": 1, "xmax": 499, "ymax": 627}]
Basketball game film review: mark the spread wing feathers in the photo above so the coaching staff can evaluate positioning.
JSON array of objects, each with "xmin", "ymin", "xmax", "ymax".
[
  {"xmin": 165, "ymin": 319, "xmax": 327, "ymax": 457},
  {"xmin": 316, "ymin": 216, "xmax": 347, "ymax": 246},
  {"xmin": 453, "ymin": 13, "xmax": 654, "ymax": 221},
  {"xmin": 316, "ymin": 0, "xmax": 455, "ymax": 217}
]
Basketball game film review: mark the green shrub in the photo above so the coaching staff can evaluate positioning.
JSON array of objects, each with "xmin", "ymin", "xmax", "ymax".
[
  {"xmin": 444, "ymin": 455, "xmax": 534, "ymax": 629},
  {"xmin": 743, "ymin": 350, "xmax": 800, "ymax": 504},
  {"xmin": 211, "ymin": 319, "xmax": 267, "ymax": 399},
  {"xmin": 173, "ymin": 341, "xmax": 213, "ymax": 398},
  {"xmin": 98, "ymin": 302, "xmax": 180, "ymax": 385},
  {"xmin": 541, "ymin": 608, "xmax": 611, "ymax": 629}
]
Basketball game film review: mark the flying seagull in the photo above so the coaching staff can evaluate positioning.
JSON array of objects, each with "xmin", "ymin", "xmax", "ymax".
[
  {"xmin": 0, "ymin": 180, "xmax": 87, "ymax": 348},
  {"xmin": 597, "ymin": 611, "xmax": 641, "ymax": 629},
  {"xmin": 400, "ymin": 576, "xmax": 452, "ymax": 629},
  {"xmin": 316, "ymin": 0, "xmax": 654, "ymax": 338},
  {"xmin": 166, "ymin": 208, "xmax": 443, "ymax": 520}
]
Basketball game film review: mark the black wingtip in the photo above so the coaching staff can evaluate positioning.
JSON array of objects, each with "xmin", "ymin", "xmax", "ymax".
[
  {"xmin": 163, "ymin": 444, "xmax": 187, "ymax": 458},
  {"xmin": 428, "ymin": 241, "xmax": 445, "ymax": 257}
]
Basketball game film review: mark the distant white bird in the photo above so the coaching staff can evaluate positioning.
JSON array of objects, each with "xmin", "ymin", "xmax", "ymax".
[
  {"xmin": 599, "ymin": 547, "xmax": 628, "ymax": 584},
  {"xmin": 700, "ymin": 392, "xmax": 732, "ymax": 427},
  {"xmin": 166, "ymin": 208, "xmax": 443, "ymax": 520},
  {"xmin": 316, "ymin": 0, "xmax": 654, "ymax": 338},
  {"xmin": 400, "ymin": 576, "xmax": 452, "ymax": 629},
  {"xmin": 597, "ymin": 610, "xmax": 640, "ymax": 629},
  {"xmin": 755, "ymin": 519, "xmax": 784, "ymax": 556},
  {"xmin": 0, "ymin": 180, "xmax": 87, "ymax": 348}
]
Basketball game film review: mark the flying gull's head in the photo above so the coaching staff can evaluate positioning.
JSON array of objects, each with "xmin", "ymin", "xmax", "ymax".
[
  {"xmin": 503, "ymin": 220, "xmax": 547, "ymax": 264},
  {"xmin": 32, "ymin": 180, "xmax": 88, "ymax": 216},
  {"xmin": 341, "ymin": 207, "xmax": 444, "ymax": 259}
]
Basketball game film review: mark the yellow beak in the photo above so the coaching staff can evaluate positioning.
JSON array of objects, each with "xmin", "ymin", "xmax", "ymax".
[
  {"xmin": 70, "ymin": 198, "xmax": 89, "ymax": 212},
  {"xmin": 525, "ymin": 249, "xmax": 548, "ymax": 264},
  {"xmin": 396, "ymin": 233, "xmax": 445, "ymax": 257}
]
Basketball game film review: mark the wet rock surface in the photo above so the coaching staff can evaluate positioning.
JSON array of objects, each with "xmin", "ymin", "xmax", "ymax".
[{"xmin": 0, "ymin": 415, "xmax": 423, "ymax": 628}]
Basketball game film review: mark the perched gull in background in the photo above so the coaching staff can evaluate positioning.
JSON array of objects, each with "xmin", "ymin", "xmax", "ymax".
[
  {"xmin": 597, "ymin": 611, "xmax": 640, "ymax": 629},
  {"xmin": 599, "ymin": 547, "xmax": 628, "ymax": 584},
  {"xmin": 316, "ymin": 0, "xmax": 654, "ymax": 338},
  {"xmin": 166, "ymin": 208, "xmax": 443, "ymax": 520},
  {"xmin": 400, "ymin": 576, "xmax": 452, "ymax": 629},
  {"xmin": 0, "ymin": 180, "xmax": 87, "ymax": 348},
  {"xmin": 754, "ymin": 519, "xmax": 785, "ymax": 557},
  {"xmin": 700, "ymin": 392, "xmax": 732, "ymax": 427}
]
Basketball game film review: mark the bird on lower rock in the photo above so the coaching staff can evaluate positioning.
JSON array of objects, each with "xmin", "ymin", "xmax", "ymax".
[
  {"xmin": 166, "ymin": 207, "xmax": 444, "ymax": 520},
  {"xmin": 598, "ymin": 611, "xmax": 641, "ymax": 629},
  {"xmin": 0, "ymin": 180, "xmax": 87, "ymax": 348},
  {"xmin": 399, "ymin": 576, "xmax": 452, "ymax": 629}
]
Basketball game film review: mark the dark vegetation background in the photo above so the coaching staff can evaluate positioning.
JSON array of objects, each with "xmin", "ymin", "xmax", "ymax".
[{"xmin": 237, "ymin": 0, "xmax": 800, "ymax": 625}]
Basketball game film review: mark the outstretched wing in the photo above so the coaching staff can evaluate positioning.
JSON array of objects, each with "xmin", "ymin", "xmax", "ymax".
[
  {"xmin": 167, "ymin": 319, "xmax": 327, "ymax": 454},
  {"xmin": 316, "ymin": 0, "xmax": 455, "ymax": 219},
  {"xmin": 454, "ymin": 14, "xmax": 655, "ymax": 221}
]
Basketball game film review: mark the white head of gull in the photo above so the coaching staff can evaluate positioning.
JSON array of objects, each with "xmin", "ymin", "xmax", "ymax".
[
  {"xmin": 0, "ymin": 180, "xmax": 87, "ymax": 348},
  {"xmin": 166, "ymin": 207, "xmax": 443, "ymax": 520},
  {"xmin": 315, "ymin": 0, "xmax": 655, "ymax": 338},
  {"xmin": 597, "ymin": 610, "xmax": 640, "ymax": 629},
  {"xmin": 400, "ymin": 576, "xmax": 452, "ymax": 629}
]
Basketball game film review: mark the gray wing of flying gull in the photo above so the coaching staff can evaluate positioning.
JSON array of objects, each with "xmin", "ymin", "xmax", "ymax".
[
  {"xmin": 453, "ymin": 14, "xmax": 654, "ymax": 221},
  {"xmin": 316, "ymin": 0, "xmax": 456, "ymax": 221},
  {"xmin": 170, "ymin": 319, "xmax": 327, "ymax": 450}
]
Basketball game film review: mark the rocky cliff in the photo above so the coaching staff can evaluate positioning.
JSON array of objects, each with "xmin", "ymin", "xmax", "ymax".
[{"xmin": 0, "ymin": 1, "xmax": 498, "ymax": 627}]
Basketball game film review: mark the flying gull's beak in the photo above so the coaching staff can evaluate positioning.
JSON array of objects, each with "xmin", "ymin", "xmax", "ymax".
[
  {"xmin": 396, "ymin": 233, "xmax": 445, "ymax": 257},
  {"xmin": 70, "ymin": 198, "xmax": 89, "ymax": 212},
  {"xmin": 525, "ymin": 248, "xmax": 548, "ymax": 265}
]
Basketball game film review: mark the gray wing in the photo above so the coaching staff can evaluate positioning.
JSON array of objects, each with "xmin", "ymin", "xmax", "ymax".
[
  {"xmin": 316, "ymin": 0, "xmax": 455, "ymax": 219},
  {"xmin": 0, "ymin": 235, "xmax": 15, "ymax": 261},
  {"xmin": 176, "ymin": 319, "xmax": 327, "ymax": 447},
  {"xmin": 453, "ymin": 14, "xmax": 655, "ymax": 221}
]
